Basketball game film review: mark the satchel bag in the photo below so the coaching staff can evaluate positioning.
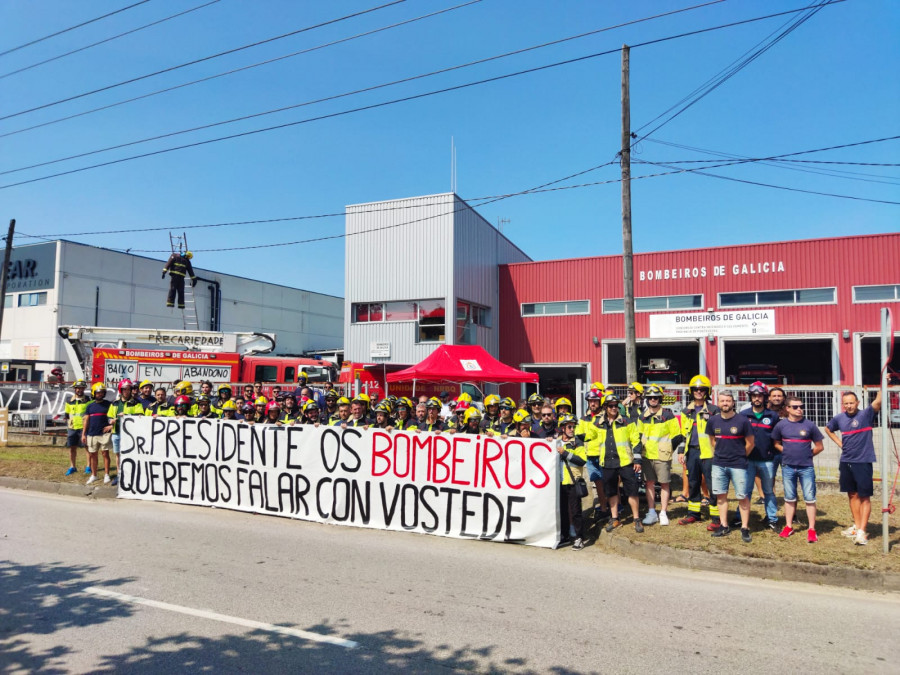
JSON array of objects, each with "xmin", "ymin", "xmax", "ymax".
[{"xmin": 564, "ymin": 458, "xmax": 589, "ymax": 498}]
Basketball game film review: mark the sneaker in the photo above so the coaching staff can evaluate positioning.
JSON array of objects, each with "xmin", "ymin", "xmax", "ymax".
[
  {"xmin": 86, "ymin": 475, "xmax": 98, "ymax": 485},
  {"xmin": 572, "ymin": 538, "xmax": 584, "ymax": 551},
  {"xmin": 110, "ymin": 476, "xmax": 118, "ymax": 486},
  {"xmin": 712, "ymin": 526, "xmax": 731, "ymax": 538},
  {"xmin": 659, "ymin": 511, "xmax": 669, "ymax": 526},
  {"xmin": 841, "ymin": 525, "xmax": 859, "ymax": 538},
  {"xmin": 855, "ymin": 530, "xmax": 868, "ymax": 546},
  {"xmin": 779, "ymin": 526, "xmax": 793, "ymax": 538},
  {"xmin": 642, "ymin": 509, "xmax": 659, "ymax": 525},
  {"xmin": 103, "ymin": 474, "xmax": 111, "ymax": 484},
  {"xmin": 741, "ymin": 528, "xmax": 752, "ymax": 543},
  {"xmin": 635, "ymin": 521, "xmax": 644, "ymax": 533},
  {"xmin": 84, "ymin": 466, "xmax": 92, "ymax": 475},
  {"xmin": 766, "ymin": 521, "xmax": 778, "ymax": 532},
  {"xmin": 707, "ymin": 521, "xmax": 723, "ymax": 532},
  {"xmin": 678, "ymin": 514, "xmax": 700, "ymax": 526},
  {"xmin": 807, "ymin": 529, "xmax": 818, "ymax": 544},
  {"xmin": 754, "ymin": 497, "xmax": 765, "ymax": 505},
  {"xmin": 605, "ymin": 519, "xmax": 621, "ymax": 533},
  {"xmin": 65, "ymin": 467, "xmax": 77, "ymax": 476}
]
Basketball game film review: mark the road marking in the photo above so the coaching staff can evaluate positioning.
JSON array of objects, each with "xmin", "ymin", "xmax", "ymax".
[{"xmin": 83, "ymin": 586, "xmax": 357, "ymax": 649}]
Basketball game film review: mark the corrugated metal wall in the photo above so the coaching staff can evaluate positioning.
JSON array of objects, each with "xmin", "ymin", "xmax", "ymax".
[{"xmin": 500, "ymin": 233, "xmax": 900, "ymax": 385}]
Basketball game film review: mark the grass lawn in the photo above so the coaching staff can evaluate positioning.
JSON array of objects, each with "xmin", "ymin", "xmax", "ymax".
[{"xmin": 3, "ymin": 443, "xmax": 898, "ymax": 572}]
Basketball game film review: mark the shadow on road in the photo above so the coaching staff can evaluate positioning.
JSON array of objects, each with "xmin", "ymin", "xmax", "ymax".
[{"xmin": 0, "ymin": 560, "xmax": 136, "ymax": 674}]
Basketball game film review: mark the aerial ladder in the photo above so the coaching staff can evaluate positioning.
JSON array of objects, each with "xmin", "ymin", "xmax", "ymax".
[{"xmin": 58, "ymin": 326, "xmax": 276, "ymax": 382}]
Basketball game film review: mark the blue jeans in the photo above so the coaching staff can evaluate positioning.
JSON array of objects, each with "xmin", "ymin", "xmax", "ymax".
[
  {"xmin": 111, "ymin": 433, "xmax": 121, "ymax": 455},
  {"xmin": 586, "ymin": 457, "xmax": 603, "ymax": 482},
  {"xmin": 746, "ymin": 459, "xmax": 777, "ymax": 524},
  {"xmin": 782, "ymin": 465, "xmax": 816, "ymax": 503},
  {"xmin": 711, "ymin": 465, "xmax": 749, "ymax": 499}
]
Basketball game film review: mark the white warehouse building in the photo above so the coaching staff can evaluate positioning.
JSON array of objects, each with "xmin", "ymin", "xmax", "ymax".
[{"xmin": 1, "ymin": 240, "xmax": 344, "ymax": 383}]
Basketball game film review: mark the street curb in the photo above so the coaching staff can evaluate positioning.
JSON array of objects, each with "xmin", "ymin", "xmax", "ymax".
[
  {"xmin": 596, "ymin": 530, "xmax": 900, "ymax": 592},
  {"xmin": 0, "ymin": 476, "xmax": 117, "ymax": 500}
]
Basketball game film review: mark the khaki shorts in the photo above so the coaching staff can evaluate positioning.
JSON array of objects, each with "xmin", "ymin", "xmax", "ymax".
[
  {"xmin": 642, "ymin": 458, "xmax": 672, "ymax": 484},
  {"xmin": 86, "ymin": 433, "xmax": 112, "ymax": 454}
]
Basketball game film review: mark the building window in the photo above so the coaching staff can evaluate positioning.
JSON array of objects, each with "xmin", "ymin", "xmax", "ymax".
[
  {"xmin": 417, "ymin": 299, "xmax": 445, "ymax": 343},
  {"xmin": 18, "ymin": 292, "xmax": 47, "ymax": 307},
  {"xmin": 3, "ymin": 295, "xmax": 11, "ymax": 309},
  {"xmin": 602, "ymin": 294, "xmax": 701, "ymax": 313},
  {"xmin": 522, "ymin": 300, "xmax": 590, "ymax": 317},
  {"xmin": 718, "ymin": 287, "xmax": 835, "ymax": 308},
  {"xmin": 455, "ymin": 301, "xmax": 491, "ymax": 344},
  {"xmin": 853, "ymin": 284, "xmax": 900, "ymax": 303}
]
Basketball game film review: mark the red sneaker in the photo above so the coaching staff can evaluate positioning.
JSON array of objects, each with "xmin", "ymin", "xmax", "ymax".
[
  {"xmin": 807, "ymin": 529, "xmax": 818, "ymax": 544},
  {"xmin": 779, "ymin": 526, "xmax": 793, "ymax": 538},
  {"xmin": 707, "ymin": 521, "xmax": 722, "ymax": 532},
  {"xmin": 678, "ymin": 514, "xmax": 700, "ymax": 525}
]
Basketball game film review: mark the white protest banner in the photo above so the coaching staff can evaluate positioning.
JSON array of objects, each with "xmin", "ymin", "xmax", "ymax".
[
  {"xmin": 117, "ymin": 417, "xmax": 561, "ymax": 548},
  {"xmin": 649, "ymin": 309, "xmax": 776, "ymax": 339}
]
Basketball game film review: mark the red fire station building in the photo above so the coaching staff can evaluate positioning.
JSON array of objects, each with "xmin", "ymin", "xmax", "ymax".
[{"xmin": 499, "ymin": 232, "xmax": 900, "ymax": 396}]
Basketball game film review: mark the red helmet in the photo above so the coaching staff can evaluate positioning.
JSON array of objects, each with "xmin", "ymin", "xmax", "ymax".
[
  {"xmin": 118, "ymin": 378, "xmax": 134, "ymax": 391},
  {"xmin": 265, "ymin": 401, "xmax": 281, "ymax": 414},
  {"xmin": 748, "ymin": 381, "xmax": 769, "ymax": 395},
  {"xmin": 174, "ymin": 395, "xmax": 191, "ymax": 407}
]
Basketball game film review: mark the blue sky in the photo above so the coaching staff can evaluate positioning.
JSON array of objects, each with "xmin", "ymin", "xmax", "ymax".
[{"xmin": 2, "ymin": 0, "xmax": 897, "ymax": 298}]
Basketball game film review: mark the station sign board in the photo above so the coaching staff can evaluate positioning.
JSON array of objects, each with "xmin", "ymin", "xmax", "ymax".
[{"xmin": 649, "ymin": 309, "xmax": 776, "ymax": 339}]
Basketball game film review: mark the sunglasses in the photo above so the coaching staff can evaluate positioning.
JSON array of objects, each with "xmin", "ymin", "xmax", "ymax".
[
  {"xmin": 646, "ymin": 396, "xmax": 661, "ymax": 400},
  {"xmin": 787, "ymin": 404, "xmax": 804, "ymax": 409},
  {"xmin": 541, "ymin": 413, "xmax": 553, "ymax": 417}
]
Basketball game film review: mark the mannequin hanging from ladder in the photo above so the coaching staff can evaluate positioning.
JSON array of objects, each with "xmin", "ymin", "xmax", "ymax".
[{"xmin": 162, "ymin": 249, "xmax": 197, "ymax": 309}]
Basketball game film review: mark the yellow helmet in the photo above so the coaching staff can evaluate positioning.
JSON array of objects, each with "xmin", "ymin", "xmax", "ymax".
[
  {"xmin": 91, "ymin": 382, "xmax": 107, "ymax": 395},
  {"xmin": 185, "ymin": 251, "xmax": 193, "ymax": 259},
  {"xmin": 463, "ymin": 407, "xmax": 483, "ymax": 423},
  {"xmin": 175, "ymin": 380, "xmax": 193, "ymax": 396},
  {"xmin": 645, "ymin": 384, "xmax": 665, "ymax": 398},
  {"xmin": 591, "ymin": 381, "xmax": 604, "ymax": 391},
  {"xmin": 354, "ymin": 393, "xmax": 371, "ymax": 404},
  {"xmin": 513, "ymin": 409, "xmax": 531, "ymax": 425},
  {"xmin": 554, "ymin": 397, "xmax": 572, "ymax": 411},
  {"xmin": 221, "ymin": 400, "xmax": 237, "ymax": 411},
  {"xmin": 336, "ymin": 396, "xmax": 351, "ymax": 406},
  {"xmin": 689, "ymin": 374, "xmax": 712, "ymax": 390},
  {"xmin": 628, "ymin": 382, "xmax": 644, "ymax": 394},
  {"xmin": 139, "ymin": 379, "xmax": 153, "ymax": 390},
  {"xmin": 254, "ymin": 396, "xmax": 268, "ymax": 406},
  {"xmin": 484, "ymin": 394, "xmax": 501, "ymax": 407},
  {"xmin": 457, "ymin": 392, "xmax": 473, "ymax": 404}
]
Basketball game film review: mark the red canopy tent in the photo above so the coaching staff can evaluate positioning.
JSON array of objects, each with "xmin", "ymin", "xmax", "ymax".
[{"xmin": 385, "ymin": 345, "xmax": 538, "ymax": 389}]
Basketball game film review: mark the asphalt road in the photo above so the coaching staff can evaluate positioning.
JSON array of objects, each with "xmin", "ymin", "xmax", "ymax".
[{"xmin": 2, "ymin": 489, "xmax": 899, "ymax": 674}]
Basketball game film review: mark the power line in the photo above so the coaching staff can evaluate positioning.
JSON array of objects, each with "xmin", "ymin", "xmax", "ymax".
[
  {"xmin": 631, "ymin": 0, "xmax": 840, "ymax": 146},
  {"xmin": 0, "ymin": 0, "xmax": 722, "ymax": 141},
  {"xmin": 0, "ymin": 0, "xmax": 223, "ymax": 81},
  {"xmin": 0, "ymin": 0, "xmax": 408, "ymax": 123},
  {"xmin": 0, "ymin": 0, "xmax": 153, "ymax": 58},
  {"xmin": 0, "ymin": 4, "xmax": 847, "ymax": 191}
]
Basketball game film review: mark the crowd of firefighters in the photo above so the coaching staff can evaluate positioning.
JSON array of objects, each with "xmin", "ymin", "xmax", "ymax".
[{"xmin": 63, "ymin": 372, "xmax": 881, "ymax": 550}]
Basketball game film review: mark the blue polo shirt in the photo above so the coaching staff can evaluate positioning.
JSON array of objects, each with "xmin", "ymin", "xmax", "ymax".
[
  {"xmin": 83, "ymin": 400, "xmax": 112, "ymax": 436},
  {"xmin": 772, "ymin": 418, "xmax": 824, "ymax": 467},
  {"xmin": 740, "ymin": 407, "xmax": 778, "ymax": 461},
  {"xmin": 708, "ymin": 413, "xmax": 752, "ymax": 469},
  {"xmin": 826, "ymin": 405, "xmax": 877, "ymax": 463}
]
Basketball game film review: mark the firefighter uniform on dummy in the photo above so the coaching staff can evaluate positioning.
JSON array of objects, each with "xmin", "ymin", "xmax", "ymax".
[
  {"xmin": 162, "ymin": 250, "xmax": 197, "ymax": 309},
  {"xmin": 678, "ymin": 375, "xmax": 721, "ymax": 528}
]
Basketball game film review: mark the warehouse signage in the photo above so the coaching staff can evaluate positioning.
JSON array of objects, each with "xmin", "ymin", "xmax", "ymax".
[
  {"xmin": 639, "ymin": 260, "xmax": 785, "ymax": 282},
  {"xmin": 649, "ymin": 309, "xmax": 776, "ymax": 338},
  {"xmin": 117, "ymin": 416, "xmax": 560, "ymax": 548},
  {"xmin": 6, "ymin": 242, "xmax": 56, "ymax": 291}
]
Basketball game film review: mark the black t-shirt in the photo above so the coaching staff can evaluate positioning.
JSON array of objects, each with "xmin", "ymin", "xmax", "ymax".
[
  {"xmin": 740, "ymin": 407, "xmax": 778, "ymax": 461},
  {"xmin": 708, "ymin": 413, "xmax": 752, "ymax": 469}
]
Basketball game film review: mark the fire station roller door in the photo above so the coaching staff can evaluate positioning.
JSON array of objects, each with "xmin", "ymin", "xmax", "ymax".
[{"xmin": 723, "ymin": 339, "xmax": 833, "ymax": 386}]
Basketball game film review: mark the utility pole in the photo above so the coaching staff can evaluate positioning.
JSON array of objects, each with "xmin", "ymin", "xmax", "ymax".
[
  {"xmin": 881, "ymin": 307, "xmax": 891, "ymax": 553},
  {"xmin": 620, "ymin": 45, "xmax": 637, "ymax": 384},
  {"xmin": 0, "ymin": 219, "xmax": 15, "ymax": 341}
]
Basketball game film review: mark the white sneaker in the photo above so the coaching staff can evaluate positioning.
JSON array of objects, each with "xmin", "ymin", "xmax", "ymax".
[
  {"xmin": 855, "ymin": 530, "xmax": 868, "ymax": 546},
  {"xmin": 659, "ymin": 511, "xmax": 669, "ymax": 526},
  {"xmin": 841, "ymin": 525, "xmax": 858, "ymax": 538},
  {"xmin": 86, "ymin": 475, "xmax": 97, "ymax": 485},
  {"xmin": 642, "ymin": 509, "xmax": 659, "ymax": 525},
  {"xmin": 103, "ymin": 474, "xmax": 111, "ymax": 484}
]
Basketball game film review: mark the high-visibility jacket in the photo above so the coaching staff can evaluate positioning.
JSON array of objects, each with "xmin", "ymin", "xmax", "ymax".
[
  {"xmin": 575, "ymin": 411, "xmax": 603, "ymax": 457},
  {"xmin": 418, "ymin": 419, "xmax": 445, "ymax": 432},
  {"xmin": 480, "ymin": 415, "xmax": 501, "ymax": 433},
  {"xmin": 144, "ymin": 400, "xmax": 174, "ymax": 417},
  {"xmin": 65, "ymin": 395, "xmax": 90, "ymax": 430},
  {"xmin": 163, "ymin": 253, "xmax": 196, "ymax": 280},
  {"xmin": 679, "ymin": 402, "xmax": 719, "ymax": 459},
  {"xmin": 582, "ymin": 415, "xmax": 642, "ymax": 466},
  {"xmin": 639, "ymin": 408, "xmax": 684, "ymax": 461},
  {"xmin": 107, "ymin": 398, "xmax": 145, "ymax": 434},
  {"xmin": 559, "ymin": 438, "xmax": 587, "ymax": 486},
  {"xmin": 394, "ymin": 417, "xmax": 419, "ymax": 431},
  {"xmin": 279, "ymin": 411, "xmax": 301, "ymax": 425}
]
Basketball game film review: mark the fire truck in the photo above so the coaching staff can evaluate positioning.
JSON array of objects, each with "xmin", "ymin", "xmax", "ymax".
[{"xmin": 59, "ymin": 326, "xmax": 337, "ymax": 392}]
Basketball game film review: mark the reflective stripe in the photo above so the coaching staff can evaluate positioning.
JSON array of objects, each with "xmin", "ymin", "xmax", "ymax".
[
  {"xmin": 842, "ymin": 427, "xmax": 873, "ymax": 435},
  {"xmin": 717, "ymin": 435, "xmax": 745, "ymax": 439}
]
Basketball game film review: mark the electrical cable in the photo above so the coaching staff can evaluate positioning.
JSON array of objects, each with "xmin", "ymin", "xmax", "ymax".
[
  {"xmin": 0, "ymin": 0, "xmax": 407, "ymax": 123},
  {"xmin": 0, "ymin": 0, "xmax": 153, "ymax": 58},
  {"xmin": 0, "ymin": 0, "xmax": 223, "ymax": 81},
  {"xmin": 0, "ymin": 3, "xmax": 849, "ymax": 191},
  {"xmin": 0, "ymin": 0, "xmax": 720, "ymax": 141}
]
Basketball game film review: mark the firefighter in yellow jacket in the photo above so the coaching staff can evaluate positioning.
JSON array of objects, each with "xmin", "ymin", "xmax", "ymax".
[
  {"xmin": 677, "ymin": 374, "xmax": 721, "ymax": 528},
  {"xmin": 557, "ymin": 413, "xmax": 587, "ymax": 550},
  {"xmin": 581, "ymin": 394, "xmax": 644, "ymax": 533},
  {"xmin": 162, "ymin": 250, "xmax": 197, "ymax": 309},
  {"xmin": 638, "ymin": 384, "xmax": 684, "ymax": 526}
]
